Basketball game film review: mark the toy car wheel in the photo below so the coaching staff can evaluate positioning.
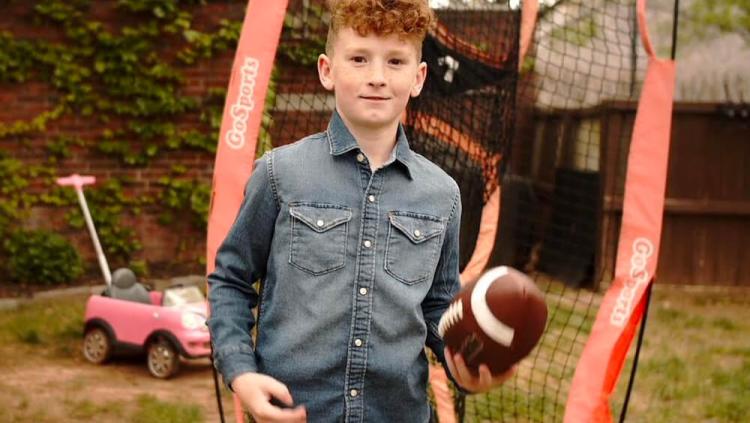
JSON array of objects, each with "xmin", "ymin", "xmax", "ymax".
[
  {"xmin": 83, "ymin": 326, "xmax": 112, "ymax": 364},
  {"xmin": 147, "ymin": 336, "xmax": 180, "ymax": 379}
]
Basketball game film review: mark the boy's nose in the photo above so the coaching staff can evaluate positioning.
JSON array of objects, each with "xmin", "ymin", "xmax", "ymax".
[
  {"xmin": 368, "ymin": 78, "xmax": 386, "ymax": 88},
  {"xmin": 367, "ymin": 66, "xmax": 387, "ymax": 87}
]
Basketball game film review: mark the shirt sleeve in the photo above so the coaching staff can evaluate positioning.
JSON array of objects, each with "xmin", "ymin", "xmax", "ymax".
[
  {"xmin": 206, "ymin": 152, "xmax": 279, "ymax": 390},
  {"xmin": 421, "ymin": 188, "xmax": 470, "ymax": 392}
]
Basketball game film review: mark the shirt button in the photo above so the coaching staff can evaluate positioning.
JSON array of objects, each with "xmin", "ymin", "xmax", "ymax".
[
  {"xmin": 316, "ymin": 219, "xmax": 325, "ymax": 227},
  {"xmin": 359, "ymin": 287, "xmax": 368, "ymax": 295},
  {"xmin": 354, "ymin": 339, "xmax": 363, "ymax": 347},
  {"xmin": 363, "ymin": 240, "xmax": 372, "ymax": 248},
  {"xmin": 414, "ymin": 229, "xmax": 421, "ymax": 238},
  {"xmin": 356, "ymin": 153, "xmax": 365, "ymax": 162},
  {"xmin": 368, "ymin": 195, "xmax": 375, "ymax": 203},
  {"xmin": 350, "ymin": 389, "xmax": 358, "ymax": 397}
]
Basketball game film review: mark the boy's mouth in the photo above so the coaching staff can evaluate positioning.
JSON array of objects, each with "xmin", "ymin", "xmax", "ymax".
[{"xmin": 360, "ymin": 96, "xmax": 390, "ymax": 101}]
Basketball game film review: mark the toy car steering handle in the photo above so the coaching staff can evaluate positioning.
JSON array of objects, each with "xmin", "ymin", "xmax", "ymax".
[
  {"xmin": 56, "ymin": 174, "xmax": 112, "ymax": 286},
  {"xmin": 56, "ymin": 174, "xmax": 96, "ymax": 188}
]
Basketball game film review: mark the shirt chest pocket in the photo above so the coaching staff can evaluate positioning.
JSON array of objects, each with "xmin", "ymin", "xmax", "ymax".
[
  {"xmin": 289, "ymin": 203, "xmax": 352, "ymax": 275},
  {"xmin": 385, "ymin": 211, "xmax": 446, "ymax": 285}
]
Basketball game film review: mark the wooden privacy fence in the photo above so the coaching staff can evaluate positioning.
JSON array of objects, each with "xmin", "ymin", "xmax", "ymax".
[{"xmin": 496, "ymin": 101, "xmax": 750, "ymax": 287}]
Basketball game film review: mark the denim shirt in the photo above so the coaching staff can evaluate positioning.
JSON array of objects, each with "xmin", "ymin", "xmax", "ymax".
[{"xmin": 207, "ymin": 110, "xmax": 462, "ymax": 422}]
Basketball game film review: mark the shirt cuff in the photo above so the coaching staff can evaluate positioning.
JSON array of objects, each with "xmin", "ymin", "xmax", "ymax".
[
  {"xmin": 213, "ymin": 343, "xmax": 259, "ymax": 391},
  {"xmin": 428, "ymin": 322, "xmax": 474, "ymax": 395}
]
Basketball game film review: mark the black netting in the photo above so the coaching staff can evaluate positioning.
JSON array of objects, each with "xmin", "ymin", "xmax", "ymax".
[
  {"xmin": 406, "ymin": 6, "xmax": 518, "ymax": 269},
  {"xmin": 465, "ymin": 1, "xmax": 644, "ymax": 421},
  {"xmin": 266, "ymin": 1, "xmax": 647, "ymax": 421}
]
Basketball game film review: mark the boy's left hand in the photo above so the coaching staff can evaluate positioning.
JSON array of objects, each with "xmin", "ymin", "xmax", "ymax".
[{"xmin": 444, "ymin": 347, "xmax": 516, "ymax": 393}]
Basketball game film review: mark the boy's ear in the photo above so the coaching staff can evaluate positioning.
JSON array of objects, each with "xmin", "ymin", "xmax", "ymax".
[
  {"xmin": 318, "ymin": 53, "xmax": 334, "ymax": 91},
  {"xmin": 410, "ymin": 61, "xmax": 428, "ymax": 97}
]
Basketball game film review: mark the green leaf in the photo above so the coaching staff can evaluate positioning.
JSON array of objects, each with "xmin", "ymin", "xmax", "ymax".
[
  {"xmin": 94, "ymin": 60, "xmax": 105, "ymax": 73},
  {"xmin": 183, "ymin": 29, "xmax": 201, "ymax": 43}
]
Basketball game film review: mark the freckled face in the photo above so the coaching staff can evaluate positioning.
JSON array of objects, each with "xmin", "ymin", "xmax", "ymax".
[{"xmin": 318, "ymin": 28, "xmax": 427, "ymax": 131}]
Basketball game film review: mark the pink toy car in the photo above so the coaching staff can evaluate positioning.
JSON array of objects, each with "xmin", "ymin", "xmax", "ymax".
[
  {"xmin": 56, "ymin": 175, "xmax": 211, "ymax": 379},
  {"xmin": 82, "ymin": 268, "xmax": 211, "ymax": 379}
]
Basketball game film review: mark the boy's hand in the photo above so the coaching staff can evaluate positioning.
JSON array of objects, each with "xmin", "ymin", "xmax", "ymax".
[
  {"xmin": 231, "ymin": 372, "xmax": 307, "ymax": 423},
  {"xmin": 444, "ymin": 347, "xmax": 516, "ymax": 393}
]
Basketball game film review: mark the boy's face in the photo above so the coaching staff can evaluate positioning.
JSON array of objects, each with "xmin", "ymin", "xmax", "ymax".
[{"xmin": 318, "ymin": 28, "xmax": 427, "ymax": 132}]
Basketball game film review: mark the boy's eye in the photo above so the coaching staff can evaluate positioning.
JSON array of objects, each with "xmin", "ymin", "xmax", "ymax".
[
  {"xmin": 389, "ymin": 58, "xmax": 404, "ymax": 65},
  {"xmin": 351, "ymin": 56, "xmax": 366, "ymax": 63}
]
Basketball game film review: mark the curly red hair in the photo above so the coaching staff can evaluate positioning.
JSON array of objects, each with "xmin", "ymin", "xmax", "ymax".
[{"xmin": 325, "ymin": 0, "xmax": 436, "ymax": 56}]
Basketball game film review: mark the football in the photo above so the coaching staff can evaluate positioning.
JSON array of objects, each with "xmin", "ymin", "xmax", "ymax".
[{"xmin": 438, "ymin": 266, "xmax": 548, "ymax": 375}]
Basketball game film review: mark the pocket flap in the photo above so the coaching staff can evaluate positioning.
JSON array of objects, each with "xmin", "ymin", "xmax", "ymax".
[
  {"xmin": 388, "ymin": 212, "xmax": 445, "ymax": 244},
  {"xmin": 290, "ymin": 204, "xmax": 352, "ymax": 232}
]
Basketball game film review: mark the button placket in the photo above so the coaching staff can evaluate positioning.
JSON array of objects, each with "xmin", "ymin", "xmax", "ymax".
[{"xmin": 344, "ymin": 171, "xmax": 383, "ymax": 421}]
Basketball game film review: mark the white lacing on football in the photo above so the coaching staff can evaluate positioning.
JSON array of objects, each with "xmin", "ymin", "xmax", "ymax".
[
  {"xmin": 471, "ymin": 266, "xmax": 515, "ymax": 347},
  {"xmin": 438, "ymin": 298, "xmax": 463, "ymax": 338}
]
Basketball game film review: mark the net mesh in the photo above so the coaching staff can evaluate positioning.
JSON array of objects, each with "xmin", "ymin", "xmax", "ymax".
[
  {"xmin": 405, "ymin": 6, "xmax": 518, "ymax": 269},
  {"xmin": 463, "ymin": 1, "xmax": 645, "ymax": 421},
  {"xmin": 266, "ymin": 0, "xmax": 647, "ymax": 421}
]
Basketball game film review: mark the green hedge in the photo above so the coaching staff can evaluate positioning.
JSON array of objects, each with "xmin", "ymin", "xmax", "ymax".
[{"xmin": 3, "ymin": 229, "xmax": 84, "ymax": 285}]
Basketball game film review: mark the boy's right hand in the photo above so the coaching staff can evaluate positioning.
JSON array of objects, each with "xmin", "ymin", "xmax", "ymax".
[{"xmin": 231, "ymin": 372, "xmax": 307, "ymax": 423}]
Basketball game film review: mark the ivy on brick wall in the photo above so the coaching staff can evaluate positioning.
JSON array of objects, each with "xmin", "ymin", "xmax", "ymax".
[
  {"xmin": 0, "ymin": 0, "xmax": 324, "ymax": 278},
  {"xmin": 0, "ymin": 0, "xmax": 246, "ymax": 272},
  {"xmin": 0, "ymin": 152, "xmax": 44, "ymax": 233},
  {"xmin": 0, "ymin": 0, "xmax": 239, "ymax": 159}
]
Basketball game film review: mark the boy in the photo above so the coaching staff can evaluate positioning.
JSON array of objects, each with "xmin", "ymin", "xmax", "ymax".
[{"xmin": 207, "ymin": 1, "xmax": 512, "ymax": 421}]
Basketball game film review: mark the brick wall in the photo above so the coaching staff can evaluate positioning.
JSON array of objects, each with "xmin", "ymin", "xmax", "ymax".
[{"xmin": 0, "ymin": 1, "xmax": 246, "ymax": 273}]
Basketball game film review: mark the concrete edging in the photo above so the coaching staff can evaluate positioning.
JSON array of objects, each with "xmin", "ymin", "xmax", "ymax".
[{"xmin": 0, "ymin": 274, "xmax": 206, "ymax": 311}]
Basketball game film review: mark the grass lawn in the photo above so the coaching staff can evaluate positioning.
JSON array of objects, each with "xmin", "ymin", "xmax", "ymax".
[
  {"xmin": 0, "ymin": 284, "xmax": 748, "ymax": 422},
  {"xmin": 611, "ymin": 286, "xmax": 750, "ymax": 423},
  {"xmin": 0, "ymin": 295, "xmax": 210, "ymax": 423},
  {"xmin": 461, "ymin": 283, "xmax": 750, "ymax": 422}
]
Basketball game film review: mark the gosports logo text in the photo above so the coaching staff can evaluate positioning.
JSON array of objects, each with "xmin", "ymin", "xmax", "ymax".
[
  {"xmin": 610, "ymin": 237, "xmax": 654, "ymax": 327},
  {"xmin": 225, "ymin": 56, "xmax": 260, "ymax": 150}
]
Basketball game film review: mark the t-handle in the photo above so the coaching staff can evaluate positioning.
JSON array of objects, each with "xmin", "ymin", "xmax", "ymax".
[
  {"xmin": 56, "ymin": 173, "xmax": 111, "ymax": 286},
  {"xmin": 56, "ymin": 174, "xmax": 96, "ymax": 188}
]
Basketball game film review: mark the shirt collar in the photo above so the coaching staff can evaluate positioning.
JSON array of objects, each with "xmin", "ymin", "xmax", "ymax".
[{"xmin": 326, "ymin": 109, "xmax": 414, "ymax": 179}]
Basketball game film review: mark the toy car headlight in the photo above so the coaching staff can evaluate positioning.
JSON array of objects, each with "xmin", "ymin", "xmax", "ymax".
[{"xmin": 182, "ymin": 312, "xmax": 206, "ymax": 330}]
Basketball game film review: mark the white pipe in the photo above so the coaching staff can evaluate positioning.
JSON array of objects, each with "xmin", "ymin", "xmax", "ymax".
[{"xmin": 74, "ymin": 186, "xmax": 112, "ymax": 286}]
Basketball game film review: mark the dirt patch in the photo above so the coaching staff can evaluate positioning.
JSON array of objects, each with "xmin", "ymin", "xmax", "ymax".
[{"xmin": 0, "ymin": 350, "xmax": 232, "ymax": 422}]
